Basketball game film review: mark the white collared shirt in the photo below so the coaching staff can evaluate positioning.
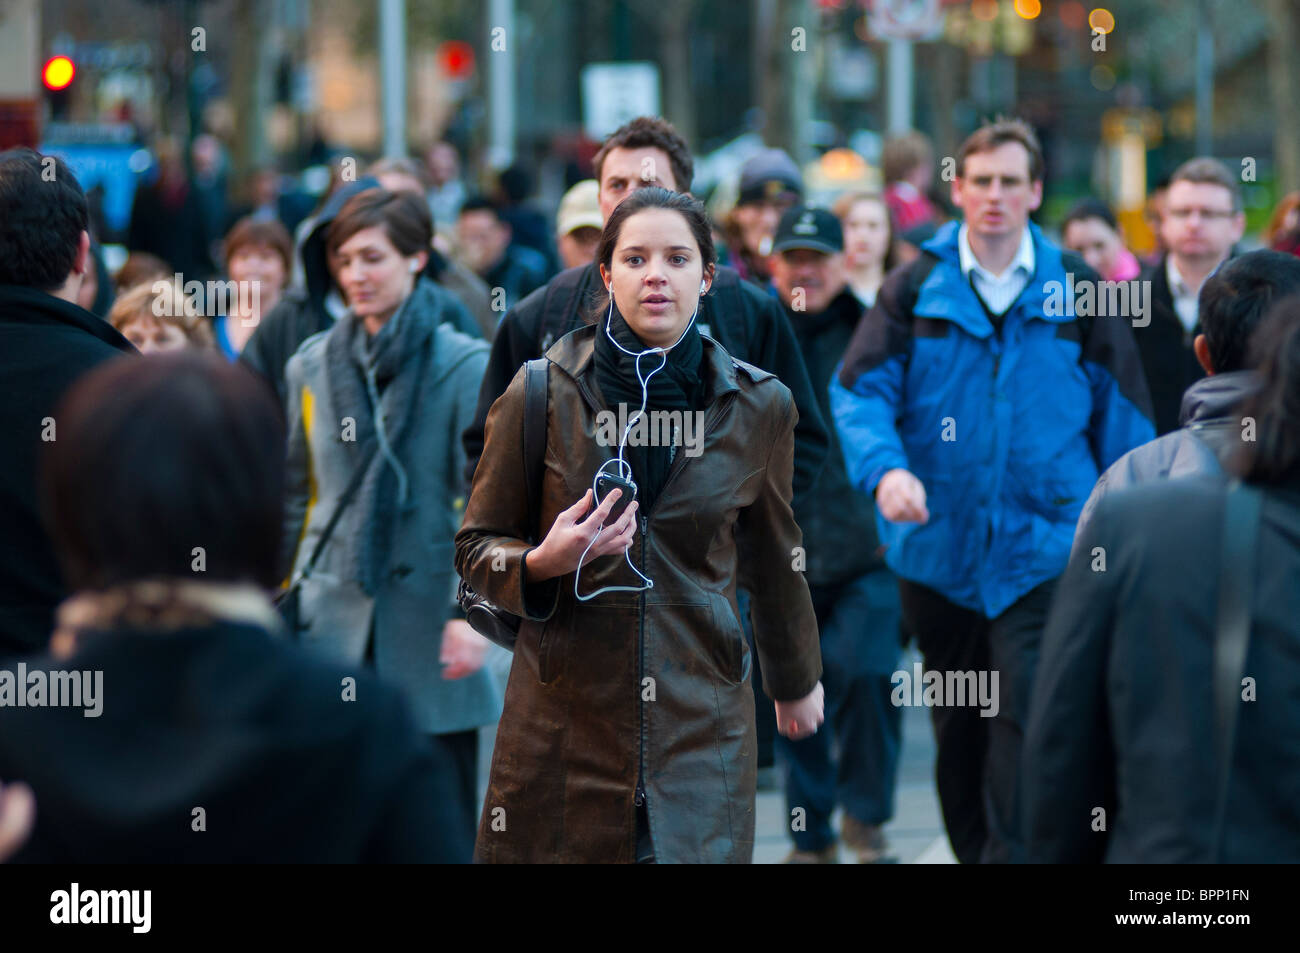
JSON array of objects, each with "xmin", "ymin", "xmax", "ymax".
[
  {"xmin": 958, "ymin": 224, "xmax": 1036, "ymax": 317},
  {"xmin": 1166, "ymin": 257, "xmax": 1201, "ymax": 334}
]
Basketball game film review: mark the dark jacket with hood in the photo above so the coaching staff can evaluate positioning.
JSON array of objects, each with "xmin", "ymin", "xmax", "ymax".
[
  {"xmin": 1026, "ymin": 477, "xmax": 1300, "ymax": 863},
  {"xmin": 0, "ymin": 286, "xmax": 135, "ymax": 659},
  {"xmin": 461, "ymin": 261, "xmax": 829, "ymax": 502},
  {"xmin": 784, "ymin": 288, "xmax": 885, "ymax": 586},
  {"xmin": 1073, "ymin": 370, "xmax": 1259, "ymax": 550},
  {"xmin": 240, "ymin": 177, "xmax": 482, "ymax": 407}
]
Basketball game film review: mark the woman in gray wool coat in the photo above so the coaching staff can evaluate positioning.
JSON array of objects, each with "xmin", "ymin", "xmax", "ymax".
[{"xmin": 282, "ymin": 188, "xmax": 496, "ymax": 860}]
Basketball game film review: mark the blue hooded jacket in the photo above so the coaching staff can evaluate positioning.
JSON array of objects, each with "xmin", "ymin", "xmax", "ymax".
[{"xmin": 830, "ymin": 220, "xmax": 1155, "ymax": 617}]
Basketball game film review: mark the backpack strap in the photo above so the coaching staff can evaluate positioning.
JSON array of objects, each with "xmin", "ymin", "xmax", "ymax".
[
  {"xmin": 522, "ymin": 357, "xmax": 550, "ymax": 541},
  {"xmin": 538, "ymin": 267, "xmax": 591, "ymax": 353},
  {"xmin": 1211, "ymin": 480, "xmax": 1262, "ymax": 861}
]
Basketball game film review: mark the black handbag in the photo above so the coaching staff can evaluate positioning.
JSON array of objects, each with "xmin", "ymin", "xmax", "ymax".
[
  {"xmin": 458, "ymin": 358, "xmax": 549, "ymax": 651},
  {"xmin": 276, "ymin": 440, "xmax": 377, "ymax": 637}
]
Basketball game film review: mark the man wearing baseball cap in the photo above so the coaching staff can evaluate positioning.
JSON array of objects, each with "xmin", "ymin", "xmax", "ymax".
[
  {"xmin": 554, "ymin": 179, "xmax": 603, "ymax": 270},
  {"xmin": 768, "ymin": 205, "xmax": 903, "ymax": 863},
  {"xmin": 724, "ymin": 148, "xmax": 805, "ymax": 286}
]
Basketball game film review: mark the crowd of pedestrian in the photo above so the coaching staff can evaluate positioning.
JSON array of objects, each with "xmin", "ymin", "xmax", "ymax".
[{"xmin": 1, "ymin": 108, "xmax": 1299, "ymax": 864}]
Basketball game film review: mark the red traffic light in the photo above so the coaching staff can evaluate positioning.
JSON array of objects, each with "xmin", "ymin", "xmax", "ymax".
[
  {"xmin": 436, "ymin": 41, "xmax": 475, "ymax": 80},
  {"xmin": 43, "ymin": 56, "xmax": 76, "ymax": 92}
]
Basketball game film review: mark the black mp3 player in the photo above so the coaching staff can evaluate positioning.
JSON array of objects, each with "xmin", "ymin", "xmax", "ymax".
[{"xmin": 594, "ymin": 472, "xmax": 637, "ymax": 526}]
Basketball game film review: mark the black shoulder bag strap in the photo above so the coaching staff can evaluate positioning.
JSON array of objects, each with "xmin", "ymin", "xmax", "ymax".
[
  {"xmin": 291, "ymin": 439, "xmax": 377, "ymax": 587},
  {"xmin": 522, "ymin": 357, "xmax": 550, "ymax": 540},
  {"xmin": 538, "ymin": 268, "xmax": 590, "ymax": 353},
  {"xmin": 1211, "ymin": 479, "xmax": 1263, "ymax": 862}
]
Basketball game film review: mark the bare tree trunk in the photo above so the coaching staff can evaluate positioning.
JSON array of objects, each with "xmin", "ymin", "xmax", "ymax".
[
  {"xmin": 657, "ymin": 0, "xmax": 697, "ymax": 151},
  {"xmin": 1267, "ymin": 0, "xmax": 1300, "ymax": 191},
  {"xmin": 229, "ymin": 0, "xmax": 274, "ymax": 182}
]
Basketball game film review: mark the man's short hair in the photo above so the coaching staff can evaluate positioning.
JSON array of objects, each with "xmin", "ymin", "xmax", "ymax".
[
  {"xmin": 956, "ymin": 118, "xmax": 1044, "ymax": 183},
  {"xmin": 1198, "ymin": 250, "xmax": 1300, "ymax": 373},
  {"xmin": 41, "ymin": 353, "xmax": 285, "ymax": 591},
  {"xmin": 0, "ymin": 148, "xmax": 89, "ymax": 292},
  {"xmin": 882, "ymin": 132, "xmax": 933, "ymax": 185},
  {"xmin": 458, "ymin": 194, "xmax": 505, "ymax": 222},
  {"xmin": 1169, "ymin": 156, "xmax": 1243, "ymax": 213},
  {"xmin": 592, "ymin": 116, "xmax": 694, "ymax": 194}
]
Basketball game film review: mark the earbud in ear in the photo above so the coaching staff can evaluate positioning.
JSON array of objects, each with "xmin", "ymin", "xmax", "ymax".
[
  {"xmin": 607, "ymin": 284, "xmax": 613, "ymax": 292},
  {"xmin": 700, "ymin": 281, "xmax": 707, "ymax": 293},
  {"xmin": 410, "ymin": 262, "xmax": 420, "ymax": 274}
]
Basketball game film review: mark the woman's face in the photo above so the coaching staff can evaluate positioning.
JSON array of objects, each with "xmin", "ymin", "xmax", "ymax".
[
  {"xmin": 1063, "ymin": 216, "xmax": 1122, "ymax": 279},
  {"xmin": 840, "ymin": 198, "xmax": 891, "ymax": 270},
  {"xmin": 227, "ymin": 245, "xmax": 286, "ymax": 314},
  {"xmin": 332, "ymin": 225, "xmax": 423, "ymax": 324},
  {"xmin": 120, "ymin": 315, "xmax": 189, "ymax": 354},
  {"xmin": 600, "ymin": 207, "xmax": 711, "ymax": 350}
]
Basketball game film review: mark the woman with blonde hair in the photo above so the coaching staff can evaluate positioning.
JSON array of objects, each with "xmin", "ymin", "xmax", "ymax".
[{"xmin": 108, "ymin": 280, "xmax": 214, "ymax": 354}]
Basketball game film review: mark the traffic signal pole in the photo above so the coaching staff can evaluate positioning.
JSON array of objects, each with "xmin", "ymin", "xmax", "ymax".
[{"xmin": 0, "ymin": 0, "xmax": 40, "ymax": 148}]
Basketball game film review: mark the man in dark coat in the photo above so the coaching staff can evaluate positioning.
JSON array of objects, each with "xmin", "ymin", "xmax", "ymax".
[
  {"xmin": 1135, "ymin": 158, "xmax": 1245, "ymax": 435},
  {"xmin": 768, "ymin": 207, "xmax": 903, "ymax": 864},
  {"xmin": 240, "ymin": 176, "xmax": 483, "ymax": 408},
  {"xmin": 0, "ymin": 148, "xmax": 136, "ymax": 660},
  {"xmin": 1075, "ymin": 250, "xmax": 1300, "ymax": 546}
]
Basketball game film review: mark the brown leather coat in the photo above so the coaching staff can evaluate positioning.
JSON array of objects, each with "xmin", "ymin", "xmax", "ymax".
[{"xmin": 455, "ymin": 326, "xmax": 821, "ymax": 863}]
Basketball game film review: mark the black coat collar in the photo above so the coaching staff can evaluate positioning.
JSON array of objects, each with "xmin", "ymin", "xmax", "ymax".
[{"xmin": 0, "ymin": 284, "xmax": 135, "ymax": 353}]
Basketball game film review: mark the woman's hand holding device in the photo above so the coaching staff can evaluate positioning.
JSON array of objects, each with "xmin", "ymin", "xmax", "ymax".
[{"xmin": 524, "ymin": 489, "xmax": 639, "ymax": 583}]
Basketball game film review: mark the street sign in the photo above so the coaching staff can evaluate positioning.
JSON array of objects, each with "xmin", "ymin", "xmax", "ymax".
[
  {"xmin": 868, "ymin": 0, "xmax": 946, "ymax": 41},
  {"xmin": 581, "ymin": 62, "xmax": 660, "ymax": 141}
]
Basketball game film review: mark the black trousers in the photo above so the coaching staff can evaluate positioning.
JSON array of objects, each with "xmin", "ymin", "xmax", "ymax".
[
  {"xmin": 429, "ymin": 729, "xmax": 480, "ymax": 864},
  {"xmin": 897, "ymin": 576, "xmax": 1058, "ymax": 864}
]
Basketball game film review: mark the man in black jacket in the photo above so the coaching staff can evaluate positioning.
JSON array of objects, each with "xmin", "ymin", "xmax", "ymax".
[
  {"xmin": 0, "ymin": 148, "xmax": 136, "ymax": 660},
  {"xmin": 768, "ymin": 207, "xmax": 902, "ymax": 864},
  {"xmin": 1075, "ymin": 250, "xmax": 1300, "ymax": 546},
  {"xmin": 1136, "ymin": 158, "xmax": 1245, "ymax": 435},
  {"xmin": 461, "ymin": 116, "xmax": 828, "ymax": 500}
]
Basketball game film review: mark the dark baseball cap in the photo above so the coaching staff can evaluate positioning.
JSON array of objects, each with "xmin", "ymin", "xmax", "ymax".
[
  {"xmin": 772, "ymin": 206, "xmax": 843, "ymax": 255},
  {"xmin": 737, "ymin": 149, "xmax": 804, "ymax": 206}
]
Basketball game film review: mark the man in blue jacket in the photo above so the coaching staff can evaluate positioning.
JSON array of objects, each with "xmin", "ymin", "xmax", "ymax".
[{"xmin": 830, "ymin": 119, "xmax": 1154, "ymax": 863}]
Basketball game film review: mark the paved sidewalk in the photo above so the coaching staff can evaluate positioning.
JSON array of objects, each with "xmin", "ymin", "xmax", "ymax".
[{"xmin": 753, "ymin": 649, "xmax": 954, "ymax": 864}]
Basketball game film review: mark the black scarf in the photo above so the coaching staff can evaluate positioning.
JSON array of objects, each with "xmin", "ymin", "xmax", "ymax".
[{"xmin": 593, "ymin": 305, "xmax": 705, "ymax": 514}]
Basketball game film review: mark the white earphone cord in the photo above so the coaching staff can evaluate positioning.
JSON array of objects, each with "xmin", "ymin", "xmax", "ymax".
[{"xmin": 573, "ymin": 283, "xmax": 703, "ymax": 601}]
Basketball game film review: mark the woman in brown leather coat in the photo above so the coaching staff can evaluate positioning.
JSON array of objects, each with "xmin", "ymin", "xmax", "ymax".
[{"xmin": 456, "ymin": 187, "xmax": 823, "ymax": 863}]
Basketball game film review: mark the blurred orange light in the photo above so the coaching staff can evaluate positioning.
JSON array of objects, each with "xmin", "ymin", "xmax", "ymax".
[
  {"xmin": 1089, "ymin": 7, "xmax": 1115, "ymax": 34},
  {"xmin": 972, "ymin": 0, "xmax": 999, "ymax": 22},
  {"xmin": 1015, "ymin": 0, "xmax": 1042, "ymax": 18},
  {"xmin": 43, "ymin": 56, "xmax": 75, "ymax": 91},
  {"xmin": 1059, "ymin": 0, "xmax": 1086, "ymax": 29}
]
